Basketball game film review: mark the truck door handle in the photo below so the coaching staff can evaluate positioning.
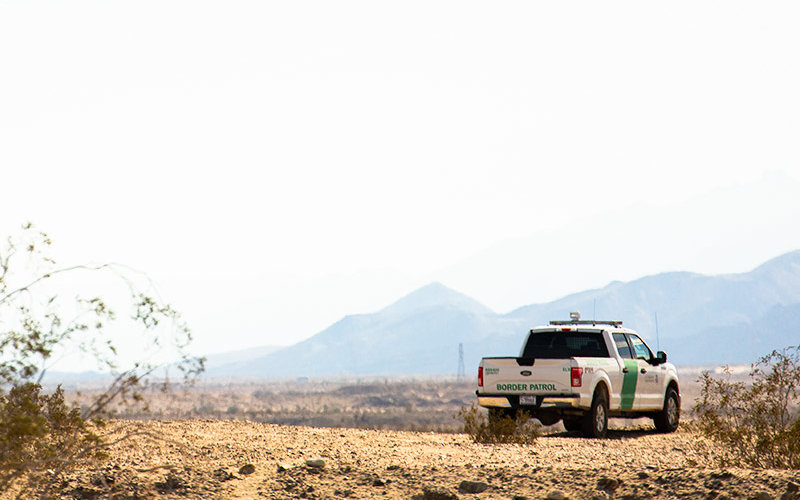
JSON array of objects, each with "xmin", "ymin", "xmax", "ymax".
[
  {"xmin": 640, "ymin": 368, "xmax": 647, "ymax": 374},
  {"xmin": 622, "ymin": 368, "xmax": 629, "ymax": 373}
]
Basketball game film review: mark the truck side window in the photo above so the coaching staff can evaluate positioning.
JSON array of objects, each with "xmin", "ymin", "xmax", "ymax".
[
  {"xmin": 627, "ymin": 335, "xmax": 653, "ymax": 361},
  {"xmin": 613, "ymin": 333, "xmax": 633, "ymax": 359}
]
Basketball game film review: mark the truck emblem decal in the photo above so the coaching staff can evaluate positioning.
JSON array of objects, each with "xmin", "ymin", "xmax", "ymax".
[{"xmin": 520, "ymin": 370, "xmax": 532, "ymax": 376}]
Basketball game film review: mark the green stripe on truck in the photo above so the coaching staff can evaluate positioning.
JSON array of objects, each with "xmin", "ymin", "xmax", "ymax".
[{"xmin": 620, "ymin": 360, "xmax": 638, "ymax": 409}]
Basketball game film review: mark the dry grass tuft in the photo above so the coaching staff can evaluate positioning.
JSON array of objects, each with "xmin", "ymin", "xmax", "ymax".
[{"xmin": 457, "ymin": 404, "xmax": 540, "ymax": 444}]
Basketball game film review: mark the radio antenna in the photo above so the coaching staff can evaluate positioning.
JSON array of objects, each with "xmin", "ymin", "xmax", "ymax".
[
  {"xmin": 593, "ymin": 299, "xmax": 596, "ymax": 323},
  {"xmin": 654, "ymin": 312, "xmax": 660, "ymax": 351}
]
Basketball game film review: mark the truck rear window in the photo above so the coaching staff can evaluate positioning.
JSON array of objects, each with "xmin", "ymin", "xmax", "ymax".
[{"xmin": 521, "ymin": 331, "xmax": 609, "ymax": 358}]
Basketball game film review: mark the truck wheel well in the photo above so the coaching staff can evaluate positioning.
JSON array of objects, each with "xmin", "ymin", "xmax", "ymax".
[
  {"xmin": 593, "ymin": 381, "xmax": 609, "ymax": 401},
  {"xmin": 666, "ymin": 380, "xmax": 680, "ymax": 405}
]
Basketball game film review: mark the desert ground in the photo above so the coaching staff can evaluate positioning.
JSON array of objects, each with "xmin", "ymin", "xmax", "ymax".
[
  {"xmin": 23, "ymin": 372, "xmax": 794, "ymax": 499},
  {"xmin": 47, "ymin": 419, "xmax": 799, "ymax": 500}
]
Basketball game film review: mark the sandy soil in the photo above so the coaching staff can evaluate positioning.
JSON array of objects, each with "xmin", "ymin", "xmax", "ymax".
[{"xmin": 32, "ymin": 420, "xmax": 800, "ymax": 500}]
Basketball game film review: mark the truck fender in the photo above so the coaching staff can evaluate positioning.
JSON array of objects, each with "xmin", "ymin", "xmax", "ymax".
[
  {"xmin": 590, "ymin": 372, "xmax": 612, "ymax": 405},
  {"xmin": 663, "ymin": 376, "xmax": 680, "ymax": 402}
]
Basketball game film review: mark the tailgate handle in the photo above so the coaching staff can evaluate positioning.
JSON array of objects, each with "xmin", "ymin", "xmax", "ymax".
[{"xmin": 622, "ymin": 367, "xmax": 629, "ymax": 374}]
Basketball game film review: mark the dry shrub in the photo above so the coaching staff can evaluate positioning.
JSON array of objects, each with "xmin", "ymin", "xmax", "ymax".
[
  {"xmin": 0, "ymin": 223, "xmax": 203, "ymax": 497},
  {"xmin": 457, "ymin": 404, "xmax": 540, "ymax": 444},
  {"xmin": 0, "ymin": 383, "xmax": 107, "ymax": 492},
  {"xmin": 693, "ymin": 346, "xmax": 800, "ymax": 469}
]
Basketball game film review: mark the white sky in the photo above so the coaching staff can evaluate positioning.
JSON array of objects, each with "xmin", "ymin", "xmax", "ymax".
[{"xmin": 1, "ymin": 1, "xmax": 799, "ymax": 357}]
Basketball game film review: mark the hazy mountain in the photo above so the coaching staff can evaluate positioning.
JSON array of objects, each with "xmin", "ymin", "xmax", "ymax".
[
  {"xmin": 679, "ymin": 302, "xmax": 800, "ymax": 365},
  {"xmin": 40, "ymin": 345, "xmax": 288, "ymax": 384},
  {"xmin": 508, "ymin": 250, "xmax": 800, "ymax": 362},
  {"xmin": 203, "ymin": 345, "xmax": 286, "ymax": 373},
  {"xmin": 216, "ymin": 251, "xmax": 800, "ymax": 377},
  {"xmin": 227, "ymin": 282, "xmax": 516, "ymax": 377}
]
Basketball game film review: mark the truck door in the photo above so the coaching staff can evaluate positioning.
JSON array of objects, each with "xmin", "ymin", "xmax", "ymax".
[
  {"xmin": 612, "ymin": 333, "xmax": 638, "ymax": 411},
  {"xmin": 627, "ymin": 334, "xmax": 661, "ymax": 410}
]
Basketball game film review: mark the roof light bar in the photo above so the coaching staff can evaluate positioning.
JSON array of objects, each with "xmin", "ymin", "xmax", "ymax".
[{"xmin": 549, "ymin": 320, "xmax": 623, "ymax": 326}]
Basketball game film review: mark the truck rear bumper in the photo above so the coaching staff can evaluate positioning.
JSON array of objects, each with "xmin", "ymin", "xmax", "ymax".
[
  {"xmin": 476, "ymin": 392, "xmax": 581, "ymax": 409},
  {"xmin": 476, "ymin": 396, "xmax": 513, "ymax": 408}
]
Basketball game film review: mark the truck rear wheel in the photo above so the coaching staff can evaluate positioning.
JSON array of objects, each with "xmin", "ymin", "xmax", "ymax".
[
  {"xmin": 581, "ymin": 391, "xmax": 608, "ymax": 438},
  {"xmin": 654, "ymin": 386, "xmax": 680, "ymax": 433}
]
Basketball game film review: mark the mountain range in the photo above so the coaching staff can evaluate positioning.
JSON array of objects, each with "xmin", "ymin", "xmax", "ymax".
[{"xmin": 208, "ymin": 250, "xmax": 800, "ymax": 377}]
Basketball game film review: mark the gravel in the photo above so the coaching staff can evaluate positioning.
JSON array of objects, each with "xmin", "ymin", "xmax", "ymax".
[{"xmin": 43, "ymin": 420, "xmax": 800, "ymax": 499}]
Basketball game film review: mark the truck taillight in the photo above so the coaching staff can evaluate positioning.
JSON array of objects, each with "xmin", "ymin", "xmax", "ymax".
[
  {"xmin": 478, "ymin": 366, "xmax": 484, "ymax": 387},
  {"xmin": 571, "ymin": 367, "xmax": 583, "ymax": 387}
]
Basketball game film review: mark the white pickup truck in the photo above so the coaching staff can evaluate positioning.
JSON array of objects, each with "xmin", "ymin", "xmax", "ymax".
[{"xmin": 476, "ymin": 315, "xmax": 680, "ymax": 438}]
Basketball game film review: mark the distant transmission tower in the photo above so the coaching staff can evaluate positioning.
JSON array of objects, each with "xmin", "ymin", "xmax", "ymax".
[{"xmin": 457, "ymin": 343, "xmax": 466, "ymax": 382}]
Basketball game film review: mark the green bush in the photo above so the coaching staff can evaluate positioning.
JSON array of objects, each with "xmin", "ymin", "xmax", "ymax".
[
  {"xmin": 693, "ymin": 346, "xmax": 800, "ymax": 469},
  {"xmin": 0, "ymin": 383, "xmax": 107, "ymax": 492},
  {"xmin": 457, "ymin": 404, "xmax": 540, "ymax": 444}
]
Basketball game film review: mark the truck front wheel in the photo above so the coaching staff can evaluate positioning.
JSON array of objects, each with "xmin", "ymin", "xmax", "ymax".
[
  {"xmin": 654, "ymin": 386, "xmax": 680, "ymax": 433},
  {"xmin": 581, "ymin": 391, "xmax": 609, "ymax": 438}
]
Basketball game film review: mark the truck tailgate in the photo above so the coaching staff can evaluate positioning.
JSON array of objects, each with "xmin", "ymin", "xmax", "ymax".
[{"xmin": 481, "ymin": 358, "xmax": 572, "ymax": 395}]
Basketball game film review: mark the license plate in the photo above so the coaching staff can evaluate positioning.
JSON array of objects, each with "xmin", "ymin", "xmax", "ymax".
[{"xmin": 519, "ymin": 395, "xmax": 537, "ymax": 406}]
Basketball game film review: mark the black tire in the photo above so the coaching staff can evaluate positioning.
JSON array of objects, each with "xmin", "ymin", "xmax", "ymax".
[
  {"xmin": 562, "ymin": 418, "xmax": 582, "ymax": 432},
  {"xmin": 654, "ymin": 386, "xmax": 680, "ymax": 433},
  {"xmin": 581, "ymin": 390, "xmax": 609, "ymax": 438}
]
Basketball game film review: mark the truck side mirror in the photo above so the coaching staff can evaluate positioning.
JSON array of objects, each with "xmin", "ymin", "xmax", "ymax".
[{"xmin": 655, "ymin": 351, "xmax": 667, "ymax": 365}]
